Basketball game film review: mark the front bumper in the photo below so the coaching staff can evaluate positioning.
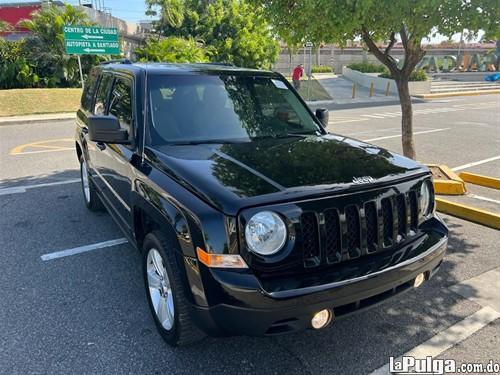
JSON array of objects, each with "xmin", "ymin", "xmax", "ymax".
[{"xmin": 189, "ymin": 217, "xmax": 448, "ymax": 336}]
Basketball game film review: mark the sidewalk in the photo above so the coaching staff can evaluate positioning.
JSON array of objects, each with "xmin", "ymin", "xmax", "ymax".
[
  {"xmin": 310, "ymin": 74, "xmax": 400, "ymax": 106},
  {"xmin": 0, "ymin": 112, "xmax": 75, "ymax": 126}
]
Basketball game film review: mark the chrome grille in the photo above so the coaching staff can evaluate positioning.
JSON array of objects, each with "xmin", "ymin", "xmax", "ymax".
[{"xmin": 300, "ymin": 190, "xmax": 420, "ymax": 268}]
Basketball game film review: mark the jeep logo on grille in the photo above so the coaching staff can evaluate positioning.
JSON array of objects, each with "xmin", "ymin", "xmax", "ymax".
[{"xmin": 352, "ymin": 176, "xmax": 374, "ymax": 184}]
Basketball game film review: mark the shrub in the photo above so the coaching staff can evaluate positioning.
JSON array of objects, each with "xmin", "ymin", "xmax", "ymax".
[
  {"xmin": 347, "ymin": 62, "xmax": 387, "ymax": 73},
  {"xmin": 379, "ymin": 69, "xmax": 428, "ymax": 81},
  {"xmin": 311, "ymin": 65, "xmax": 333, "ymax": 73},
  {"xmin": 136, "ymin": 37, "xmax": 209, "ymax": 63},
  {"xmin": 0, "ymin": 39, "xmax": 39, "ymax": 89}
]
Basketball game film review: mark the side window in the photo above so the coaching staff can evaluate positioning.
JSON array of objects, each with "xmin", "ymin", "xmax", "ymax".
[
  {"xmin": 93, "ymin": 74, "xmax": 113, "ymax": 115},
  {"xmin": 81, "ymin": 68, "xmax": 99, "ymax": 111},
  {"xmin": 108, "ymin": 77, "xmax": 133, "ymax": 137}
]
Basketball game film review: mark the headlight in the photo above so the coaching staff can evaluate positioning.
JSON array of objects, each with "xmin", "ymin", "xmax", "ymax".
[
  {"xmin": 245, "ymin": 211, "xmax": 287, "ymax": 255},
  {"xmin": 420, "ymin": 181, "xmax": 433, "ymax": 216}
]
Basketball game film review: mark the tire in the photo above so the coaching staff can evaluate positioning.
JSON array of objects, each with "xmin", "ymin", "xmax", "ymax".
[
  {"xmin": 79, "ymin": 156, "xmax": 103, "ymax": 211},
  {"xmin": 142, "ymin": 231, "xmax": 204, "ymax": 346}
]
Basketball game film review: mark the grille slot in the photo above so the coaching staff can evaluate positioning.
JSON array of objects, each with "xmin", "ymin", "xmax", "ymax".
[
  {"xmin": 408, "ymin": 191, "xmax": 419, "ymax": 231},
  {"xmin": 364, "ymin": 201, "xmax": 378, "ymax": 252},
  {"xmin": 301, "ymin": 212, "xmax": 320, "ymax": 267},
  {"xmin": 345, "ymin": 205, "xmax": 361, "ymax": 258},
  {"xmin": 324, "ymin": 209, "xmax": 341, "ymax": 264},
  {"xmin": 396, "ymin": 194, "xmax": 407, "ymax": 238},
  {"xmin": 381, "ymin": 198, "xmax": 394, "ymax": 247}
]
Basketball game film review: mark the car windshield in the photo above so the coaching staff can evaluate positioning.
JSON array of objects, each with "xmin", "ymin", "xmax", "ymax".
[{"xmin": 146, "ymin": 73, "xmax": 322, "ymax": 145}]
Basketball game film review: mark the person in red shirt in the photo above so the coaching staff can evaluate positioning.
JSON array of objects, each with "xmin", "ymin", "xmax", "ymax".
[{"xmin": 292, "ymin": 64, "xmax": 304, "ymax": 90}]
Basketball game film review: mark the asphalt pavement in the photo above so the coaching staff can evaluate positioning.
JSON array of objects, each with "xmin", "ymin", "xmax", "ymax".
[{"xmin": 0, "ymin": 94, "xmax": 499, "ymax": 374}]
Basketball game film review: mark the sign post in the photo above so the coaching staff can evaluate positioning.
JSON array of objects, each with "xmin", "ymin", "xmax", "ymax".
[
  {"xmin": 304, "ymin": 41, "xmax": 313, "ymax": 101},
  {"xmin": 63, "ymin": 25, "xmax": 121, "ymax": 88},
  {"xmin": 77, "ymin": 55, "xmax": 84, "ymax": 89}
]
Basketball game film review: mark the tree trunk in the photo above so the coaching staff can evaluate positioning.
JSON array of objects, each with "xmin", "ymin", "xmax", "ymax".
[{"xmin": 395, "ymin": 77, "xmax": 416, "ymax": 159}]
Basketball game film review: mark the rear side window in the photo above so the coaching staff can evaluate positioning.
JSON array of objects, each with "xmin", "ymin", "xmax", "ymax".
[
  {"xmin": 81, "ymin": 68, "xmax": 99, "ymax": 111},
  {"xmin": 93, "ymin": 74, "xmax": 113, "ymax": 115},
  {"xmin": 108, "ymin": 77, "xmax": 133, "ymax": 137}
]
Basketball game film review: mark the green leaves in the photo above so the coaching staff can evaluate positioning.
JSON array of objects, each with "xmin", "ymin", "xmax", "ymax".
[
  {"xmin": 1, "ymin": 4, "xmax": 100, "ymax": 89},
  {"xmin": 147, "ymin": 0, "xmax": 279, "ymax": 69},
  {"xmin": 136, "ymin": 37, "xmax": 209, "ymax": 63}
]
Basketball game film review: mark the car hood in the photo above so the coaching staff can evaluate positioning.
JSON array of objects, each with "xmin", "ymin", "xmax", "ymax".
[{"xmin": 151, "ymin": 134, "xmax": 427, "ymax": 215}]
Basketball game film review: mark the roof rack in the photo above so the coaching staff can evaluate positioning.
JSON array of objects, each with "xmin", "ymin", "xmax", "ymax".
[{"xmin": 100, "ymin": 59, "xmax": 133, "ymax": 65}]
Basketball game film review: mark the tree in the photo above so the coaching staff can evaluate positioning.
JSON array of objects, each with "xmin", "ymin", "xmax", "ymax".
[
  {"xmin": 258, "ymin": 0, "xmax": 499, "ymax": 159},
  {"xmin": 145, "ymin": 0, "xmax": 280, "ymax": 69},
  {"xmin": 136, "ymin": 36, "xmax": 209, "ymax": 63},
  {"xmin": 146, "ymin": 0, "xmax": 185, "ymax": 33},
  {"xmin": 19, "ymin": 4, "xmax": 99, "ymax": 87},
  {"xmin": 0, "ymin": 20, "xmax": 12, "ymax": 32}
]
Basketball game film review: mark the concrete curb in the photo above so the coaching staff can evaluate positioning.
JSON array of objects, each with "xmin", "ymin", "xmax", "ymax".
[
  {"xmin": 459, "ymin": 172, "xmax": 500, "ymax": 190},
  {"xmin": 436, "ymin": 198, "xmax": 500, "ymax": 230},
  {"xmin": 414, "ymin": 89, "xmax": 500, "ymax": 99},
  {"xmin": 427, "ymin": 164, "xmax": 467, "ymax": 195},
  {"xmin": 0, "ymin": 113, "xmax": 75, "ymax": 126}
]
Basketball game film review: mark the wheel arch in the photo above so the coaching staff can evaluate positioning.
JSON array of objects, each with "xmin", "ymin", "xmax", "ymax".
[
  {"xmin": 132, "ymin": 189, "xmax": 210, "ymax": 307},
  {"xmin": 75, "ymin": 141, "xmax": 82, "ymax": 161}
]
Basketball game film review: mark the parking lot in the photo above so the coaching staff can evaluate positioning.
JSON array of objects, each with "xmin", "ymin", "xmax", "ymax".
[{"xmin": 0, "ymin": 94, "xmax": 499, "ymax": 374}]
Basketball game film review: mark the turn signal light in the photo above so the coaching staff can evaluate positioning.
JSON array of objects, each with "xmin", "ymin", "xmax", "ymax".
[{"xmin": 196, "ymin": 247, "xmax": 248, "ymax": 269}]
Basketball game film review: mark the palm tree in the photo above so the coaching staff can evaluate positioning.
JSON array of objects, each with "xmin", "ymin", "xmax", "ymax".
[
  {"xmin": 0, "ymin": 20, "xmax": 12, "ymax": 32},
  {"xmin": 18, "ymin": 4, "xmax": 94, "ymax": 87}
]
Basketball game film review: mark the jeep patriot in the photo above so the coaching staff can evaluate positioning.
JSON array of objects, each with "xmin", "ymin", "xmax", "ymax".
[{"xmin": 75, "ymin": 61, "xmax": 448, "ymax": 346}]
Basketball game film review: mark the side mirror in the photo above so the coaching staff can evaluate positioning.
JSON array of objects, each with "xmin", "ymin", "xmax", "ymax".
[
  {"xmin": 315, "ymin": 108, "xmax": 329, "ymax": 128},
  {"xmin": 88, "ymin": 115, "xmax": 129, "ymax": 144}
]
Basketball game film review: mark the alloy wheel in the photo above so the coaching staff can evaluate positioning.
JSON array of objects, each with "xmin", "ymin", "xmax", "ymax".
[{"xmin": 146, "ymin": 248, "xmax": 175, "ymax": 330}]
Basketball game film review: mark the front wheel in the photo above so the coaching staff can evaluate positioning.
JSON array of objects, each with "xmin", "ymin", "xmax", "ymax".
[
  {"xmin": 79, "ymin": 156, "xmax": 103, "ymax": 211},
  {"xmin": 142, "ymin": 231, "xmax": 204, "ymax": 346}
]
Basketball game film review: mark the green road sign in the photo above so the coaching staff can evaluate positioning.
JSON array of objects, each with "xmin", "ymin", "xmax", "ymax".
[{"xmin": 63, "ymin": 26, "xmax": 120, "ymax": 55}]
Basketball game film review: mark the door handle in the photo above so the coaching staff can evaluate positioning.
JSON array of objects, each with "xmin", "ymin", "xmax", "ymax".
[{"xmin": 96, "ymin": 142, "xmax": 106, "ymax": 151}]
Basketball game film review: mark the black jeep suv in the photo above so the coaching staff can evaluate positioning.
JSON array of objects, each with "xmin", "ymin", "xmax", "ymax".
[{"xmin": 75, "ymin": 61, "xmax": 448, "ymax": 346}]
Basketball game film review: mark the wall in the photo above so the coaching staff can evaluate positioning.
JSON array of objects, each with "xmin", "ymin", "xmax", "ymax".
[
  {"xmin": 342, "ymin": 67, "xmax": 431, "ymax": 95},
  {"xmin": 272, "ymin": 45, "xmax": 493, "ymax": 75}
]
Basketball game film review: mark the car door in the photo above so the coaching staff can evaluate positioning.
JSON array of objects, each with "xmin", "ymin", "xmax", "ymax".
[
  {"xmin": 87, "ymin": 72, "xmax": 114, "ymax": 194},
  {"xmin": 91, "ymin": 74, "xmax": 136, "ymax": 233}
]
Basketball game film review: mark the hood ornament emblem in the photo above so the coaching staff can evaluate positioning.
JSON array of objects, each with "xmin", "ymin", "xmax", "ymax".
[{"xmin": 352, "ymin": 176, "xmax": 374, "ymax": 184}]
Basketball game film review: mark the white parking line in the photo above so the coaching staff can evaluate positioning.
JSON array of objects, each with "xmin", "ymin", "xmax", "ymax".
[
  {"xmin": 12, "ymin": 148, "xmax": 74, "ymax": 155},
  {"xmin": 451, "ymin": 156, "xmax": 500, "ymax": 172},
  {"xmin": 363, "ymin": 128, "xmax": 450, "ymax": 142},
  {"xmin": 468, "ymin": 194, "xmax": 500, "ymax": 205},
  {"xmin": 40, "ymin": 238, "xmax": 128, "ymax": 261},
  {"xmin": 0, "ymin": 179, "xmax": 80, "ymax": 195},
  {"xmin": 369, "ymin": 306, "xmax": 500, "ymax": 375}
]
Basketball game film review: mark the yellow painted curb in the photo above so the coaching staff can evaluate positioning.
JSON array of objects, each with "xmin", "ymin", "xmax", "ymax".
[
  {"xmin": 414, "ymin": 89, "xmax": 500, "ymax": 99},
  {"xmin": 436, "ymin": 198, "xmax": 500, "ymax": 230},
  {"xmin": 427, "ymin": 164, "xmax": 467, "ymax": 195},
  {"xmin": 459, "ymin": 172, "xmax": 500, "ymax": 190},
  {"xmin": 434, "ymin": 180, "xmax": 467, "ymax": 195}
]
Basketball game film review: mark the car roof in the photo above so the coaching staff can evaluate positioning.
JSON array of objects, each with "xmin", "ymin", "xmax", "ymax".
[{"xmin": 99, "ymin": 61, "xmax": 277, "ymax": 76}]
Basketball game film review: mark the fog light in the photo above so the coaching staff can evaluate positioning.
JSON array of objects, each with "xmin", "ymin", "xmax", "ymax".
[
  {"xmin": 311, "ymin": 309, "xmax": 332, "ymax": 329},
  {"xmin": 414, "ymin": 273, "xmax": 426, "ymax": 287}
]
